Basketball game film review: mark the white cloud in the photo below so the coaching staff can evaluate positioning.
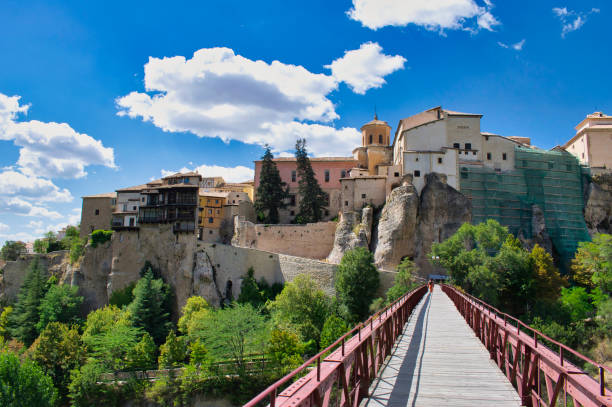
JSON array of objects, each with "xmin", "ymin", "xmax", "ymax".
[
  {"xmin": 498, "ymin": 39, "xmax": 525, "ymax": 51},
  {"xmin": 553, "ymin": 7, "xmax": 599, "ymax": 37},
  {"xmin": 325, "ymin": 42, "xmax": 406, "ymax": 94},
  {"xmin": 0, "ymin": 94, "xmax": 116, "ymax": 179},
  {"xmin": 347, "ymin": 0, "xmax": 500, "ymax": 33},
  {"xmin": 0, "ymin": 170, "xmax": 72, "ymax": 202},
  {"xmin": 27, "ymin": 220, "xmax": 43, "ymax": 229},
  {"xmin": 0, "ymin": 231, "xmax": 38, "ymax": 243},
  {"xmin": 161, "ymin": 164, "xmax": 254, "ymax": 183},
  {"xmin": 116, "ymin": 46, "xmax": 400, "ymax": 156},
  {"xmin": 0, "ymin": 223, "xmax": 8, "ymax": 233},
  {"xmin": 0, "ymin": 197, "xmax": 63, "ymax": 219}
]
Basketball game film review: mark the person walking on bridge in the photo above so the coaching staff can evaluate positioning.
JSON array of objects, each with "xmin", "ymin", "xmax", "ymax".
[{"xmin": 428, "ymin": 279, "xmax": 434, "ymax": 294}]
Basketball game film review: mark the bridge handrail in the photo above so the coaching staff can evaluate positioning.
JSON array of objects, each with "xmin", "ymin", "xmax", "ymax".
[
  {"xmin": 443, "ymin": 284, "xmax": 612, "ymax": 376},
  {"xmin": 244, "ymin": 284, "xmax": 427, "ymax": 407},
  {"xmin": 441, "ymin": 284, "xmax": 611, "ymax": 406}
]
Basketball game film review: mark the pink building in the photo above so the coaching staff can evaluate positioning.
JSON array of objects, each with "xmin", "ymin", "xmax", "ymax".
[{"xmin": 254, "ymin": 157, "xmax": 356, "ymax": 223}]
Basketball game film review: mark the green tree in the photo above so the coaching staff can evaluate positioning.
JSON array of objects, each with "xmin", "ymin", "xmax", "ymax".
[
  {"xmin": 177, "ymin": 296, "xmax": 209, "ymax": 335},
  {"xmin": 268, "ymin": 274, "xmax": 330, "ymax": 346},
  {"xmin": 237, "ymin": 267, "xmax": 264, "ymax": 307},
  {"xmin": 267, "ymin": 328, "xmax": 303, "ymax": 374},
  {"xmin": 294, "ymin": 138, "xmax": 328, "ymax": 224},
  {"xmin": 0, "ymin": 307, "xmax": 12, "ymax": 342},
  {"xmin": 572, "ymin": 234, "xmax": 612, "ymax": 294},
  {"xmin": 126, "ymin": 332, "xmax": 157, "ymax": 370},
  {"xmin": 319, "ymin": 315, "xmax": 348, "ymax": 350},
  {"xmin": 68, "ymin": 361, "xmax": 118, "ymax": 407},
  {"xmin": 36, "ymin": 284, "xmax": 83, "ymax": 332},
  {"xmin": 335, "ymin": 247, "xmax": 380, "ymax": 322},
  {"xmin": 108, "ymin": 282, "xmax": 136, "ymax": 308},
  {"xmin": 254, "ymin": 145, "xmax": 288, "ymax": 224},
  {"xmin": 33, "ymin": 238, "xmax": 48, "ymax": 254},
  {"xmin": 90, "ymin": 230, "xmax": 112, "ymax": 248},
  {"xmin": 158, "ymin": 331, "xmax": 186, "ymax": 369},
  {"xmin": 1, "ymin": 241, "xmax": 26, "ymax": 261},
  {"xmin": 560, "ymin": 286, "xmax": 597, "ymax": 321},
  {"xmin": 9, "ymin": 259, "xmax": 48, "ymax": 345},
  {"xmin": 188, "ymin": 339, "xmax": 208, "ymax": 366},
  {"xmin": 127, "ymin": 270, "xmax": 172, "ymax": 344},
  {"xmin": 386, "ymin": 258, "xmax": 419, "ymax": 304},
  {"xmin": 28, "ymin": 322, "xmax": 85, "ymax": 400},
  {"xmin": 0, "ymin": 351, "xmax": 58, "ymax": 406},
  {"xmin": 529, "ymin": 244, "xmax": 566, "ymax": 303}
]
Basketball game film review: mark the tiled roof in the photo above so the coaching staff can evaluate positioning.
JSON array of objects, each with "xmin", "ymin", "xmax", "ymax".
[
  {"xmin": 255, "ymin": 156, "xmax": 354, "ymax": 162},
  {"xmin": 82, "ymin": 192, "xmax": 117, "ymax": 198}
]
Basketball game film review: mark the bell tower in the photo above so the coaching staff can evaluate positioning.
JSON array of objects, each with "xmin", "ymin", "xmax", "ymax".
[{"xmin": 361, "ymin": 114, "xmax": 391, "ymax": 146}]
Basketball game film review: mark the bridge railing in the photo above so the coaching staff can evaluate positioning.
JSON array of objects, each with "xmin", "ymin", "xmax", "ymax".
[
  {"xmin": 244, "ymin": 285, "xmax": 428, "ymax": 407},
  {"xmin": 441, "ymin": 284, "xmax": 612, "ymax": 407}
]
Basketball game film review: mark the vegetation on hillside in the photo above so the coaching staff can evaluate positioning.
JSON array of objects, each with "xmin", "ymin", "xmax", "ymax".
[{"xmin": 254, "ymin": 145, "xmax": 288, "ymax": 224}]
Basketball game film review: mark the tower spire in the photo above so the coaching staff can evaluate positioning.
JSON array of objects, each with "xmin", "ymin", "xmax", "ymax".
[{"xmin": 374, "ymin": 104, "xmax": 378, "ymax": 120}]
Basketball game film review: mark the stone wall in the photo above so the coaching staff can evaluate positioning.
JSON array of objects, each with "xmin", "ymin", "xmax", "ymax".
[{"xmin": 231, "ymin": 218, "xmax": 337, "ymax": 260}]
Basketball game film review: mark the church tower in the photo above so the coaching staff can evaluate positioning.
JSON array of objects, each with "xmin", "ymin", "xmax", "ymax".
[
  {"xmin": 353, "ymin": 114, "xmax": 394, "ymax": 175},
  {"xmin": 360, "ymin": 114, "xmax": 391, "ymax": 146}
]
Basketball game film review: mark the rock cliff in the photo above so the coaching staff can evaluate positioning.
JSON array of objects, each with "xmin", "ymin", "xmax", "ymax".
[
  {"xmin": 326, "ymin": 207, "xmax": 372, "ymax": 263},
  {"xmin": 584, "ymin": 178, "xmax": 612, "ymax": 235}
]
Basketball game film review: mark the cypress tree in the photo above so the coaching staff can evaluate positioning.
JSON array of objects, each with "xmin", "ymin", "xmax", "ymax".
[
  {"xmin": 9, "ymin": 258, "xmax": 48, "ymax": 345},
  {"xmin": 254, "ymin": 145, "xmax": 288, "ymax": 224},
  {"xmin": 294, "ymin": 138, "xmax": 328, "ymax": 224},
  {"xmin": 127, "ymin": 269, "xmax": 172, "ymax": 345}
]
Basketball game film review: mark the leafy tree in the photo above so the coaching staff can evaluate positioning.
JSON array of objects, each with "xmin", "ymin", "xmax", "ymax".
[
  {"xmin": 158, "ymin": 331, "xmax": 187, "ymax": 369},
  {"xmin": 28, "ymin": 322, "xmax": 85, "ymax": 400},
  {"xmin": 237, "ymin": 267, "xmax": 263, "ymax": 307},
  {"xmin": 68, "ymin": 361, "xmax": 119, "ymax": 407},
  {"xmin": 386, "ymin": 258, "xmax": 419, "ymax": 304},
  {"xmin": 529, "ymin": 245, "xmax": 566, "ymax": 303},
  {"xmin": 188, "ymin": 339, "xmax": 208, "ymax": 366},
  {"xmin": 560, "ymin": 287, "xmax": 598, "ymax": 321},
  {"xmin": 90, "ymin": 230, "xmax": 112, "ymax": 248},
  {"xmin": 126, "ymin": 332, "xmax": 157, "ymax": 370},
  {"xmin": 0, "ymin": 350, "xmax": 58, "ymax": 407},
  {"xmin": 320, "ymin": 315, "xmax": 348, "ymax": 350},
  {"xmin": 108, "ymin": 282, "xmax": 136, "ymax": 308},
  {"xmin": 0, "ymin": 307, "xmax": 12, "ymax": 342},
  {"xmin": 294, "ymin": 138, "xmax": 328, "ymax": 224},
  {"xmin": 177, "ymin": 296, "xmax": 209, "ymax": 335},
  {"xmin": 335, "ymin": 247, "xmax": 380, "ymax": 322},
  {"xmin": 127, "ymin": 270, "xmax": 172, "ymax": 345},
  {"xmin": 268, "ymin": 274, "xmax": 330, "ymax": 346},
  {"xmin": 68, "ymin": 237, "xmax": 87, "ymax": 265},
  {"xmin": 9, "ymin": 259, "xmax": 48, "ymax": 345},
  {"xmin": 33, "ymin": 238, "xmax": 48, "ymax": 254},
  {"xmin": 36, "ymin": 284, "xmax": 83, "ymax": 332},
  {"xmin": 1, "ymin": 241, "xmax": 26, "ymax": 261},
  {"xmin": 267, "ymin": 328, "xmax": 303, "ymax": 374},
  {"xmin": 82, "ymin": 305, "xmax": 131, "ymax": 341},
  {"xmin": 572, "ymin": 234, "xmax": 612, "ymax": 294},
  {"xmin": 45, "ymin": 232, "xmax": 63, "ymax": 253},
  {"xmin": 254, "ymin": 145, "xmax": 288, "ymax": 224},
  {"xmin": 194, "ymin": 303, "xmax": 268, "ymax": 373}
]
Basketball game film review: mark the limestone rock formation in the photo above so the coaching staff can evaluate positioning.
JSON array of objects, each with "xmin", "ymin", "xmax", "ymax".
[
  {"xmin": 414, "ymin": 173, "xmax": 472, "ymax": 276},
  {"xmin": 518, "ymin": 204, "xmax": 553, "ymax": 253},
  {"xmin": 584, "ymin": 180, "xmax": 612, "ymax": 235},
  {"xmin": 373, "ymin": 178, "xmax": 419, "ymax": 270},
  {"xmin": 327, "ymin": 207, "xmax": 372, "ymax": 264}
]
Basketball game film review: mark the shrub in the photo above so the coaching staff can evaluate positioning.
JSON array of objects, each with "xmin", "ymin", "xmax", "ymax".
[
  {"xmin": 90, "ymin": 230, "xmax": 113, "ymax": 248},
  {"xmin": 108, "ymin": 282, "xmax": 136, "ymax": 308},
  {"xmin": 0, "ymin": 350, "xmax": 58, "ymax": 406},
  {"xmin": 335, "ymin": 247, "xmax": 380, "ymax": 323}
]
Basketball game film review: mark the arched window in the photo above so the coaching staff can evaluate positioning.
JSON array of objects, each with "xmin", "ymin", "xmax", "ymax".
[
  {"xmin": 369, "ymin": 134, "xmax": 373, "ymax": 144},
  {"xmin": 379, "ymin": 134, "xmax": 383, "ymax": 144}
]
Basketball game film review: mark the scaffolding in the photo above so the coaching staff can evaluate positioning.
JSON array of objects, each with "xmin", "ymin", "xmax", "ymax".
[{"xmin": 459, "ymin": 146, "xmax": 591, "ymax": 267}]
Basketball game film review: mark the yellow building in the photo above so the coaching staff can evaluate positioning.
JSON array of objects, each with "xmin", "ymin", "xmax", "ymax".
[
  {"xmin": 563, "ymin": 111, "xmax": 612, "ymax": 174},
  {"xmin": 198, "ymin": 191, "xmax": 229, "ymax": 241}
]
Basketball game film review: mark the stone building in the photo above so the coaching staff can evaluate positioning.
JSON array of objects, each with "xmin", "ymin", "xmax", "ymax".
[
  {"xmin": 253, "ymin": 157, "xmax": 356, "ymax": 223},
  {"xmin": 563, "ymin": 111, "xmax": 612, "ymax": 174},
  {"xmin": 80, "ymin": 192, "xmax": 116, "ymax": 237},
  {"xmin": 112, "ymin": 183, "xmax": 148, "ymax": 230},
  {"xmin": 198, "ymin": 191, "xmax": 228, "ymax": 242}
]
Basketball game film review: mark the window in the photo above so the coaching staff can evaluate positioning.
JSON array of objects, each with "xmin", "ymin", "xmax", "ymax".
[
  {"xmin": 216, "ymin": 209, "xmax": 220, "ymax": 215},
  {"xmin": 208, "ymin": 217, "xmax": 213, "ymax": 224},
  {"xmin": 290, "ymin": 210, "xmax": 295, "ymax": 216},
  {"xmin": 209, "ymin": 230, "xmax": 213, "ymax": 234},
  {"xmin": 465, "ymin": 143, "xmax": 472, "ymax": 150},
  {"xmin": 461, "ymin": 172, "xmax": 468, "ymax": 179},
  {"xmin": 369, "ymin": 135, "xmax": 373, "ymax": 143},
  {"xmin": 289, "ymin": 195, "xmax": 296, "ymax": 206},
  {"xmin": 291, "ymin": 170, "xmax": 296, "ymax": 182},
  {"xmin": 95, "ymin": 209, "xmax": 100, "ymax": 215},
  {"xmin": 361, "ymin": 194, "xmax": 366, "ymax": 199},
  {"xmin": 486, "ymin": 153, "xmax": 491, "ymax": 160},
  {"xmin": 472, "ymin": 151, "xmax": 476, "ymax": 155},
  {"xmin": 582, "ymin": 153, "xmax": 584, "ymax": 159},
  {"xmin": 414, "ymin": 170, "xmax": 421, "ymax": 177},
  {"xmin": 341, "ymin": 170, "xmax": 346, "ymax": 178},
  {"xmin": 324, "ymin": 170, "xmax": 330, "ymax": 182},
  {"xmin": 208, "ymin": 209, "xmax": 212, "ymax": 215},
  {"xmin": 394, "ymin": 172, "xmax": 400, "ymax": 177},
  {"xmin": 215, "ymin": 199, "xmax": 219, "ymax": 204},
  {"xmin": 415, "ymin": 157, "xmax": 419, "ymax": 161},
  {"xmin": 141, "ymin": 197, "xmax": 145, "ymax": 202},
  {"xmin": 502, "ymin": 153, "xmax": 507, "ymax": 160},
  {"xmin": 345, "ymin": 201, "xmax": 349, "ymax": 206},
  {"xmin": 378, "ymin": 134, "xmax": 383, "ymax": 144},
  {"xmin": 437, "ymin": 157, "xmax": 443, "ymax": 164},
  {"xmin": 453, "ymin": 143, "xmax": 460, "ymax": 149},
  {"xmin": 123, "ymin": 204, "xmax": 127, "ymax": 211}
]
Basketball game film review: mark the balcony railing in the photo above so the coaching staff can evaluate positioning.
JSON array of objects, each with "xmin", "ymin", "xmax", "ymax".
[{"xmin": 173, "ymin": 223, "xmax": 196, "ymax": 233}]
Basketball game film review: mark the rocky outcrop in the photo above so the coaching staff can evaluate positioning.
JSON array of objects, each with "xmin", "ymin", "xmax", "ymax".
[
  {"xmin": 373, "ymin": 177, "xmax": 419, "ymax": 270},
  {"xmin": 327, "ymin": 207, "xmax": 372, "ymax": 263},
  {"xmin": 414, "ymin": 173, "xmax": 472, "ymax": 276},
  {"xmin": 584, "ymin": 180, "xmax": 612, "ymax": 235},
  {"xmin": 518, "ymin": 204, "xmax": 553, "ymax": 253}
]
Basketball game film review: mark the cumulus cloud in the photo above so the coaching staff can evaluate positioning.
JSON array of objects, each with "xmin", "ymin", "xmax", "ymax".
[
  {"xmin": 347, "ymin": 0, "xmax": 500, "ymax": 33},
  {"xmin": 0, "ymin": 223, "xmax": 8, "ymax": 233},
  {"xmin": 325, "ymin": 42, "xmax": 406, "ymax": 94},
  {"xmin": 116, "ymin": 46, "xmax": 407, "ymax": 156},
  {"xmin": 0, "ymin": 94, "xmax": 115, "ymax": 179},
  {"xmin": 0, "ymin": 170, "xmax": 72, "ymax": 202},
  {"xmin": 161, "ymin": 164, "xmax": 255, "ymax": 183},
  {"xmin": 0, "ymin": 197, "xmax": 63, "ymax": 219},
  {"xmin": 553, "ymin": 7, "xmax": 599, "ymax": 37},
  {"xmin": 498, "ymin": 39, "xmax": 525, "ymax": 51}
]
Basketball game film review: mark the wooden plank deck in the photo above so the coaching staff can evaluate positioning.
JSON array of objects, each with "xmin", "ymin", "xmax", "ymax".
[{"xmin": 361, "ymin": 286, "xmax": 522, "ymax": 407}]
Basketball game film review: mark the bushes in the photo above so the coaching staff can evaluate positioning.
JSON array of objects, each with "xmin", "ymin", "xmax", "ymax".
[
  {"xmin": 90, "ymin": 230, "xmax": 113, "ymax": 248},
  {"xmin": 0, "ymin": 350, "xmax": 58, "ymax": 406},
  {"xmin": 335, "ymin": 247, "xmax": 380, "ymax": 323}
]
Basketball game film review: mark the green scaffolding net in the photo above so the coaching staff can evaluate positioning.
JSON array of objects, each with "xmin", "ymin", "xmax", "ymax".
[{"xmin": 459, "ymin": 146, "xmax": 591, "ymax": 268}]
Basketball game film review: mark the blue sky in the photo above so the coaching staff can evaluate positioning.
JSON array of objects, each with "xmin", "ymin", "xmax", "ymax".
[{"xmin": 0, "ymin": 0, "xmax": 609, "ymax": 244}]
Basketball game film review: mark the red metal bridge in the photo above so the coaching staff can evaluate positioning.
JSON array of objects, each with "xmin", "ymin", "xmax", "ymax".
[{"xmin": 245, "ymin": 285, "xmax": 611, "ymax": 407}]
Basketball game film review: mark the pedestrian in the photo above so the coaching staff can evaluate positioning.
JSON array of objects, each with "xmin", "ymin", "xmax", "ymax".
[{"xmin": 428, "ymin": 279, "xmax": 434, "ymax": 294}]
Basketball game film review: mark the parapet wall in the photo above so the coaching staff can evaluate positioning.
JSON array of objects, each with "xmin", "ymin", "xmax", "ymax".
[{"xmin": 232, "ymin": 218, "xmax": 337, "ymax": 260}]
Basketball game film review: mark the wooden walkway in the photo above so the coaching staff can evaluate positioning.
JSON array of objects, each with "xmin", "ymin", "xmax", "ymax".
[{"xmin": 361, "ymin": 286, "xmax": 522, "ymax": 407}]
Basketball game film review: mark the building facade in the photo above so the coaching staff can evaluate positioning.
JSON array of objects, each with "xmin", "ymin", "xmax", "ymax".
[
  {"xmin": 563, "ymin": 111, "xmax": 612, "ymax": 174},
  {"xmin": 198, "ymin": 191, "xmax": 228, "ymax": 242},
  {"xmin": 80, "ymin": 192, "xmax": 116, "ymax": 237}
]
